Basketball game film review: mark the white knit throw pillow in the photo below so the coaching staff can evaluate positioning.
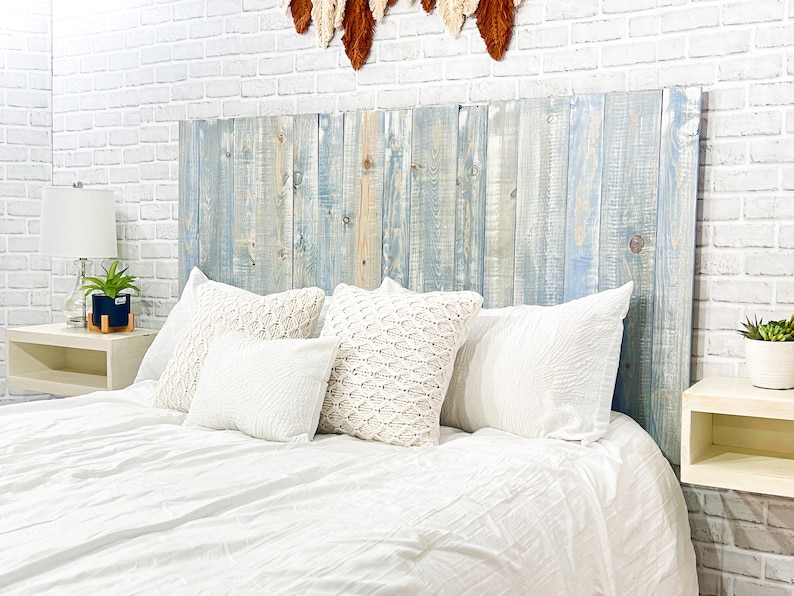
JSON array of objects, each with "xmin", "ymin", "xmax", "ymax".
[
  {"xmin": 318, "ymin": 283, "xmax": 482, "ymax": 447},
  {"xmin": 155, "ymin": 284, "xmax": 325, "ymax": 412}
]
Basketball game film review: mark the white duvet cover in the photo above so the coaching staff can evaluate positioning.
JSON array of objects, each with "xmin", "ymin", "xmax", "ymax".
[{"xmin": 0, "ymin": 382, "xmax": 697, "ymax": 595}]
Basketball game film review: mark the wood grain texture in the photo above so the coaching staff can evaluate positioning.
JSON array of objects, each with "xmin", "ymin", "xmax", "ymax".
[
  {"xmin": 317, "ymin": 112, "xmax": 344, "ymax": 293},
  {"xmin": 341, "ymin": 110, "xmax": 383, "ymax": 289},
  {"xmin": 513, "ymin": 97, "xmax": 570, "ymax": 306},
  {"xmin": 651, "ymin": 87, "xmax": 701, "ymax": 464},
  {"xmin": 382, "ymin": 109, "xmax": 412, "ymax": 286},
  {"xmin": 177, "ymin": 89, "xmax": 702, "ymax": 461},
  {"xmin": 408, "ymin": 105, "xmax": 459, "ymax": 292},
  {"xmin": 232, "ymin": 118, "xmax": 259, "ymax": 293},
  {"xmin": 255, "ymin": 115, "xmax": 294, "ymax": 295},
  {"xmin": 292, "ymin": 113, "xmax": 320, "ymax": 289},
  {"xmin": 482, "ymin": 100, "xmax": 519, "ymax": 307},
  {"xmin": 598, "ymin": 90, "xmax": 662, "ymax": 430},
  {"xmin": 454, "ymin": 105, "xmax": 488, "ymax": 294},
  {"xmin": 178, "ymin": 120, "xmax": 200, "ymax": 291},
  {"xmin": 564, "ymin": 94, "xmax": 605, "ymax": 301}
]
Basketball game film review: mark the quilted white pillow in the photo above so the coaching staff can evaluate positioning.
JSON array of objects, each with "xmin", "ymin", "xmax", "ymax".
[
  {"xmin": 318, "ymin": 283, "xmax": 483, "ymax": 447},
  {"xmin": 185, "ymin": 333, "xmax": 340, "ymax": 442},
  {"xmin": 134, "ymin": 267, "xmax": 209, "ymax": 383},
  {"xmin": 155, "ymin": 284, "xmax": 325, "ymax": 412},
  {"xmin": 441, "ymin": 282, "xmax": 633, "ymax": 443}
]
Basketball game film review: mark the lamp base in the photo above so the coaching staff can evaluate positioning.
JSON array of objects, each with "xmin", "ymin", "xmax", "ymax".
[{"xmin": 63, "ymin": 258, "xmax": 89, "ymax": 328}]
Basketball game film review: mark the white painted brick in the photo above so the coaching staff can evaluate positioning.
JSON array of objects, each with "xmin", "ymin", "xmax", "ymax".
[
  {"xmin": 714, "ymin": 111, "xmax": 781, "ymax": 137},
  {"xmin": 713, "ymin": 223, "xmax": 776, "ymax": 248},
  {"xmin": 734, "ymin": 522, "xmax": 794, "ymax": 555},
  {"xmin": 662, "ymin": 6, "xmax": 720, "ymax": 33},
  {"xmin": 397, "ymin": 59, "xmax": 442, "ymax": 83},
  {"xmin": 724, "ymin": 0, "xmax": 785, "ymax": 25},
  {"xmin": 697, "ymin": 249, "xmax": 742, "ymax": 276},
  {"xmin": 720, "ymin": 56, "xmax": 783, "ymax": 82},
  {"xmin": 750, "ymin": 139, "xmax": 794, "ymax": 164},
  {"xmin": 703, "ymin": 142, "xmax": 746, "ymax": 166},
  {"xmin": 713, "ymin": 168, "xmax": 779, "ymax": 193},
  {"xmin": 658, "ymin": 62, "xmax": 715, "ymax": 87},
  {"xmin": 419, "ymin": 83, "xmax": 469, "ymax": 106},
  {"xmin": 690, "ymin": 31, "xmax": 751, "ymax": 59},
  {"xmin": 544, "ymin": 47, "xmax": 598, "ymax": 73},
  {"xmin": 746, "ymin": 196, "xmax": 794, "ymax": 220},
  {"xmin": 259, "ymin": 55, "xmax": 294, "ymax": 76},
  {"xmin": 516, "ymin": 26, "xmax": 568, "ymax": 50},
  {"xmin": 570, "ymin": 18, "xmax": 625, "ymax": 44},
  {"xmin": 751, "ymin": 82, "xmax": 794, "ymax": 107},
  {"xmin": 711, "ymin": 280, "xmax": 773, "ymax": 304},
  {"xmin": 733, "ymin": 579, "xmax": 791, "ymax": 596},
  {"xmin": 602, "ymin": 42, "xmax": 655, "ymax": 67},
  {"xmin": 546, "ymin": 0, "xmax": 598, "ymax": 21},
  {"xmin": 571, "ymin": 71, "xmax": 626, "ymax": 95}
]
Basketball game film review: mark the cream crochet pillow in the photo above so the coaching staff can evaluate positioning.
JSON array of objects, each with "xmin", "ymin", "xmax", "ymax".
[
  {"xmin": 318, "ymin": 283, "xmax": 482, "ymax": 447},
  {"xmin": 155, "ymin": 284, "xmax": 325, "ymax": 412}
]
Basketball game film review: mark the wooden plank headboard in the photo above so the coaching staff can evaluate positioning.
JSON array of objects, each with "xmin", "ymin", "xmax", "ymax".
[{"xmin": 178, "ymin": 87, "xmax": 702, "ymax": 463}]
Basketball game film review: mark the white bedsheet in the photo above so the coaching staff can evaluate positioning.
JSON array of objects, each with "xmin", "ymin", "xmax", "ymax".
[{"xmin": 0, "ymin": 382, "xmax": 697, "ymax": 595}]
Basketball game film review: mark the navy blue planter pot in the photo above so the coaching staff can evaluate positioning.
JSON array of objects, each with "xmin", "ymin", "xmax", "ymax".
[{"xmin": 91, "ymin": 294, "xmax": 130, "ymax": 328}]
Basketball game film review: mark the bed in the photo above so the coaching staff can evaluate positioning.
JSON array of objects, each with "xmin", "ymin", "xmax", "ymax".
[{"xmin": 1, "ymin": 88, "xmax": 701, "ymax": 594}]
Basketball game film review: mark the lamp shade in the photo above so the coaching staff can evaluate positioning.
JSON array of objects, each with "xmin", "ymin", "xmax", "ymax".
[{"xmin": 39, "ymin": 186, "xmax": 118, "ymax": 258}]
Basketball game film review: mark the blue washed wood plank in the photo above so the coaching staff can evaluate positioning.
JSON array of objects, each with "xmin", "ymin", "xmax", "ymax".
[
  {"xmin": 197, "ymin": 120, "xmax": 220, "ymax": 281},
  {"xmin": 564, "ymin": 94, "xmax": 605, "ymax": 301},
  {"xmin": 178, "ymin": 120, "xmax": 200, "ymax": 291},
  {"xmin": 482, "ymin": 101, "xmax": 519, "ymax": 307},
  {"xmin": 317, "ymin": 112, "xmax": 344, "ymax": 294},
  {"xmin": 253, "ymin": 115, "xmax": 294, "ymax": 295},
  {"xmin": 454, "ymin": 104, "xmax": 488, "ymax": 294},
  {"xmin": 382, "ymin": 109, "xmax": 412, "ymax": 287},
  {"xmin": 598, "ymin": 90, "xmax": 663, "ymax": 432},
  {"xmin": 514, "ymin": 97, "xmax": 570, "ymax": 306},
  {"xmin": 408, "ymin": 105, "xmax": 459, "ymax": 292},
  {"xmin": 651, "ymin": 86, "xmax": 702, "ymax": 464},
  {"xmin": 293, "ymin": 113, "xmax": 320, "ymax": 290},
  {"xmin": 341, "ymin": 110, "xmax": 383, "ymax": 290},
  {"xmin": 232, "ymin": 118, "xmax": 259, "ymax": 294}
]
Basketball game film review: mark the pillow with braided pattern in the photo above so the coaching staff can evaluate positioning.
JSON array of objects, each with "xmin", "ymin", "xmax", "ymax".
[
  {"xmin": 318, "ymin": 283, "xmax": 482, "ymax": 447},
  {"xmin": 155, "ymin": 284, "xmax": 325, "ymax": 412}
]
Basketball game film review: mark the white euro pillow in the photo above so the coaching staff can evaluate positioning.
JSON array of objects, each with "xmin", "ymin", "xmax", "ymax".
[
  {"xmin": 441, "ymin": 282, "xmax": 633, "ymax": 443},
  {"xmin": 185, "ymin": 333, "xmax": 340, "ymax": 442}
]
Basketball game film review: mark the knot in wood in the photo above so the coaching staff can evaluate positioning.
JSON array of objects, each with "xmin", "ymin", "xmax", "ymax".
[
  {"xmin": 629, "ymin": 234, "xmax": 645, "ymax": 254},
  {"xmin": 469, "ymin": 163, "xmax": 480, "ymax": 177},
  {"xmin": 279, "ymin": 248, "xmax": 287, "ymax": 260},
  {"xmin": 343, "ymin": 216, "xmax": 351, "ymax": 225},
  {"xmin": 225, "ymin": 151, "xmax": 231, "ymax": 157},
  {"xmin": 363, "ymin": 157, "xmax": 372, "ymax": 170},
  {"xmin": 294, "ymin": 171, "xmax": 303, "ymax": 186},
  {"xmin": 277, "ymin": 133, "xmax": 285, "ymax": 144},
  {"xmin": 547, "ymin": 115, "xmax": 555, "ymax": 123}
]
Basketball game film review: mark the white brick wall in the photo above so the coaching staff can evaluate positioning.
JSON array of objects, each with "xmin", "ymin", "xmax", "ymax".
[
  {"xmin": 0, "ymin": 2, "xmax": 52, "ymax": 404},
  {"xmin": 2, "ymin": 0, "xmax": 794, "ymax": 593}
]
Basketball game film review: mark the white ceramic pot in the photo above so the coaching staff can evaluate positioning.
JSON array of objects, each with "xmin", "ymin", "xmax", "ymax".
[{"xmin": 745, "ymin": 337, "xmax": 794, "ymax": 390}]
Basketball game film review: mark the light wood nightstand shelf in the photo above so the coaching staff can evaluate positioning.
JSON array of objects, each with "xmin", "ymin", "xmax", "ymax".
[
  {"xmin": 681, "ymin": 376, "xmax": 794, "ymax": 498},
  {"xmin": 5, "ymin": 323, "xmax": 157, "ymax": 397}
]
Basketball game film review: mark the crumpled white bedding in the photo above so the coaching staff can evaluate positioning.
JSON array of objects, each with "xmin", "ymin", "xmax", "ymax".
[{"xmin": 0, "ymin": 382, "xmax": 697, "ymax": 595}]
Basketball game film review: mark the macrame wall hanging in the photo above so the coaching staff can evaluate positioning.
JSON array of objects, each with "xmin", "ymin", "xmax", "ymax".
[{"xmin": 281, "ymin": 0, "xmax": 520, "ymax": 70}]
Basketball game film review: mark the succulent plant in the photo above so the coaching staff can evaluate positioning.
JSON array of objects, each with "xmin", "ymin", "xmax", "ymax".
[
  {"xmin": 739, "ymin": 314, "xmax": 794, "ymax": 342},
  {"xmin": 81, "ymin": 259, "xmax": 140, "ymax": 300}
]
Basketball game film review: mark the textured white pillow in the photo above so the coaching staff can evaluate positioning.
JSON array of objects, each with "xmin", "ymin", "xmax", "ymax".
[
  {"xmin": 134, "ymin": 267, "xmax": 209, "ymax": 383},
  {"xmin": 441, "ymin": 282, "xmax": 634, "ymax": 443},
  {"xmin": 185, "ymin": 333, "xmax": 340, "ymax": 442},
  {"xmin": 155, "ymin": 285, "xmax": 325, "ymax": 412},
  {"xmin": 318, "ymin": 283, "xmax": 483, "ymax": 447}
]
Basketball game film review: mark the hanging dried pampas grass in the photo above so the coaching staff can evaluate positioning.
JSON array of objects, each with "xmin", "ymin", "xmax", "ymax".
[
  {"xmin": 369, "ymin": 0, "xmax": 388, "ymax": 21},
  {"xmin": 342, "ymin": 0, "xmax": 376, "ymax": 70},
  {"xmin": 312, "ymin": 0, "xmax": 337, "ymax": 46},
  {"xmin": 291, "ymin": 0, "xmax": 313, "ymax": 34},
  {"xmin": 475, "ymin": 0, "xmax": 514, "ymax": 60}
]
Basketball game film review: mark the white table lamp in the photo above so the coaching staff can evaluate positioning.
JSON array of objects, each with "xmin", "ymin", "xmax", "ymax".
[{"xmin": 40, "ymin": 183, "xmax": 118, "ymax": 327}]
